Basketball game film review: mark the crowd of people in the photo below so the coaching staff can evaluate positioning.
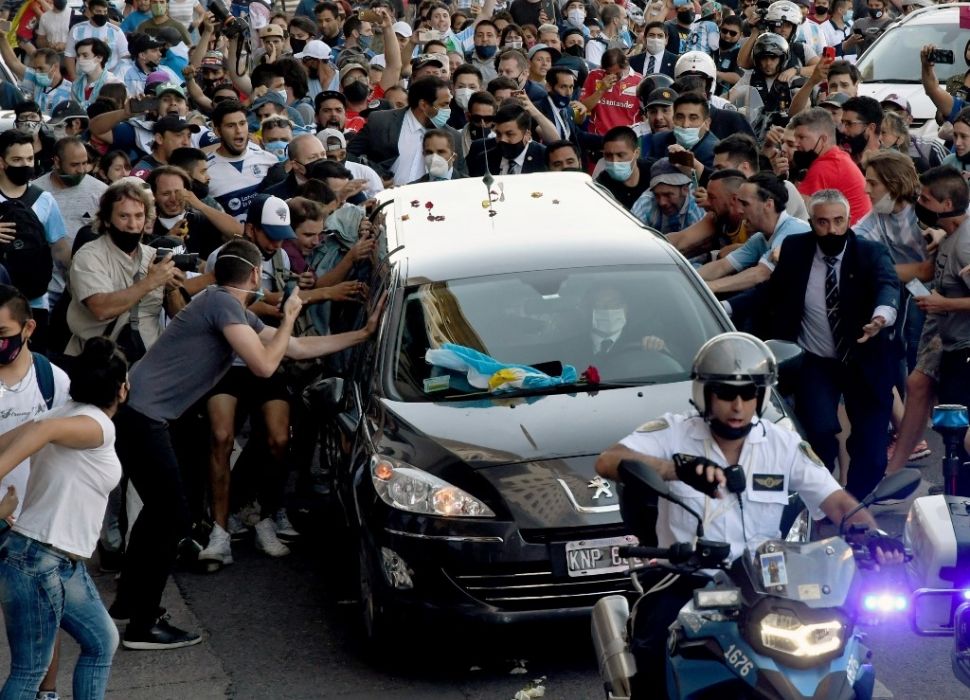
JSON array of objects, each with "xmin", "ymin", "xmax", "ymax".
[{"xmin": 0, "ymin": 0, "xmax": 965, "ymax": 695}]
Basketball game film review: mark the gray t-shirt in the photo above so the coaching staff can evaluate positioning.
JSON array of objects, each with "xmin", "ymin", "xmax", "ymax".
[
  {"xmin": 932, "ymin": 218, "xmax": 970, "ymax": 352},
  {"xmin": 127, "ymin": 285, "xmax": 265, "ymax": 421}
]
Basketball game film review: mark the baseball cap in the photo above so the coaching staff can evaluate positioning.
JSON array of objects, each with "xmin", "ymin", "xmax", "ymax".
[
  {"xmin": 295, "ymin": 39, "xmax": 332, "ymax": 60},
  {"xmin": 819, "ymin": 91, "xmax": 850, "ymax": 108},
  {"xmin": 649, "ymin": 158, "xmax": 691, "ymax": 189},
  {"xmin": 880, "ymin": 93, "xmax": 911, "ymax": 114},
  {"xmin": 155, "ymin": 82, "xmax": 187, "ymax": 99},
  {"xmin": 411, "ymin": 53, "xmax": 446, "ymax": 71},
  {"xmin": 251, "ymin": 91, "xmax": 287, "ymax": 111},
  {"xmin": 154, "ymin": 115, "xmax": 202, "ymax": 134},
  {"xmin": 317, "ymin": 127, "xmax": 346, "ymax": 151},
  {"xmin": 392, "ymin": 21, "xmax": 413, "ymax": 38},
  {"xmin": 340, "ymin": 61, "xmax": 369, "ymax": 82},
  {"xmin": 155, "ymin": 26, "xmax": 183, "ymax": 46},
  {"xmin": 247, "ymin": 194, "xmax": 295, "ymax": 241},
  {"xmin": 49, "ymin": 100, "xmax": 87, "ymax": 124},
  {"xmin": 129, "ymin": 33, "xmax": 165, "ymax": 56},
  {"xmin": 258, "ymin": 24, "xmax": 285, "ymax": 39},
  {"xmin": 646, "ymin": 87, "xmax": 676, "ymax": 108},
  {"xmin": 201, "ymin": 50, "xmax": 225, "ymax": 68},
  {"xmin": 315, "ymin": 90, "xmax": 347, "ymax": 110},
  {"xmin": 699, "ymin": 1, "xmax": 720, "ymax": 17},
  {"xmin": 145, "ymin": 70, "xmax": 172, "ymax": 93},
  {"xmin": 370, "ymin": 54, "xmax": 387, "ymax": 69},
  {"xmin": 527, "ymin": 43, "xmax": 561, "ymax": 63}
]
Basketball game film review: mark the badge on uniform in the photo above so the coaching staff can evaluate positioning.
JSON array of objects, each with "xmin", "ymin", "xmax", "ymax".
[
  {"xmin": 752, "ymin": 474, "xmax": 784, "ymax": 491},
  {"xmin": 798, "ymin": 441, "xmax": 825, "ymax": 468},
  {"xmin": 636, "ymin": 418, "xmax": 669, "ymax": 433}
]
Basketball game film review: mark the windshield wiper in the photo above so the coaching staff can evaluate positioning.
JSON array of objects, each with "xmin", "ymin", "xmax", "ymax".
[{"xmin": 434, "ymin": 379, "xmax": 655, "ymax": 402}]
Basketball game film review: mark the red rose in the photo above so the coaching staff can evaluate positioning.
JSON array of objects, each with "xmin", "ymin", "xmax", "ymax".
[{"xmin": 583, "ymin": 366, "xmax": 601, "ymax": 384}]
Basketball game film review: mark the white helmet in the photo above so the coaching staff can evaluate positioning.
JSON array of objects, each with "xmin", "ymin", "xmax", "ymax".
[
  {"xmin": 674, "ymin": 51, "xmax": 717, "ymax": 81},
  {"xmin": 690, "ymin": 332, "xmax": 778, "ymax": 416},
  {"xmin": 765, "ymin": 0, "xmax": 803, "ymax": 25}
]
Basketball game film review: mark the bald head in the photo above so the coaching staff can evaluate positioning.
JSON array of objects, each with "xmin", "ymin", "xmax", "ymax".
[{"xmin": 289, "ymin": 134, "xmax": 326, "ymax": 165}]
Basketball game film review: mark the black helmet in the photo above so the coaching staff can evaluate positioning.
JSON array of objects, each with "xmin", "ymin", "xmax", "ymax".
[
  {"xmin": 637, "ymin": 73, "xmax": 675, "ymax": 107},
  {"xmin": 753, "ymin": 32, "xmax": 790, "ymax": 62}
]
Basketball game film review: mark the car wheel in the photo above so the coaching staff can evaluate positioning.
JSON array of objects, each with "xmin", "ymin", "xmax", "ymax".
[
  {"xmin": 358, "ymin": 537, "xmax": 397, "ymax": 653},
  {"xmin": 319, "ymin": 416, "xmax": 345, "ymax": 495}
]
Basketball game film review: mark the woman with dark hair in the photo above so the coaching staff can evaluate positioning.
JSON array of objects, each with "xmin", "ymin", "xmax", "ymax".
[
  {"xmin": 0, "ymin": 337, "xmax": 128, "ymax": 699},
  {"xmin": 95, "ymin": 150, "xmax": 131, "ymax": 185}
]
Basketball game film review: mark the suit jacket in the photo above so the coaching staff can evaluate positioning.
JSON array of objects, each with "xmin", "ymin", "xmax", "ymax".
[
  {"xmin": 466, "ymin": 139, "xmax": 547, "ymax": 177},
  {"xmin": 731, "ymin": 230, "xmax": 900, "ymax": 375},
  {"xmin": 346, "ymin": 107, "xmax": 465, "ymax": 181},
  {"xmin": 629, "ymin": 50, "xmax": 677, "ymax": 78}
]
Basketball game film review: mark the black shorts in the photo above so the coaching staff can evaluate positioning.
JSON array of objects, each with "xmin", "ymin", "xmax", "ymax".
[{"xmin": 208, "ymin": 365, "xmax": 290, "ymax": 407}]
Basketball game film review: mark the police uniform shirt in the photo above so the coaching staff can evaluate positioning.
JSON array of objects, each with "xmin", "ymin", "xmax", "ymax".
[{"xmin": 619, "ymin": 412, "xmax": 841, "ymax": 562}]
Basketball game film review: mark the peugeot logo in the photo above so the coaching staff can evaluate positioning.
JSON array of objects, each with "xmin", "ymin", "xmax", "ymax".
[{"xmin": 587, "ymin": 476, "xmax": 613, "ymax": 500}]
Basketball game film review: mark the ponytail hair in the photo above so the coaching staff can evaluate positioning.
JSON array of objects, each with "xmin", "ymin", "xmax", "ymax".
[{"xmin": 69, "ymin": 337, "xmax": 128, "ymax": 409}]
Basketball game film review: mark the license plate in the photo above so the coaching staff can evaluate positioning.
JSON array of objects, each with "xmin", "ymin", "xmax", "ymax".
[{"xmin": 564, "ymin": 535, "xmax": 640, "ymax": 577}]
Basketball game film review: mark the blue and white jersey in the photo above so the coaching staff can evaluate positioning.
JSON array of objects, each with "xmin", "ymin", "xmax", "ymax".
[
  {"xmin": 207, "ymin": 143, "xmax": 279, "ymax": 222},
  {"xmin": 120, "ymin": 62, "xmax": 179, "ymax": 96},
  {"xmin": 20, "ymin": 70, "xmax": 72, "ymax": 116},
  {"xmin": 64, "ymin": 21, "xmax": 129, "ymax": 73}
]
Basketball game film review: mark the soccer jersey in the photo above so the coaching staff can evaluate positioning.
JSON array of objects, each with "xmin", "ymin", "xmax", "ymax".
[{"xmin": 206, "ymin": 143, "xmax": 278, "ymax": 221}]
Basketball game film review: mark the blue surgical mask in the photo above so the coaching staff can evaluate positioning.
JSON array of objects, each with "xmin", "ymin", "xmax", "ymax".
[
  {"xmin": 34, "ymin": 71, "xmax": 52, "ymax": 88},
  {"xmin": 265, "ymin": 140, "xmax": 289, "ymax": 161},
  {"xmin": 845, "ymin": 9, "xmax": 854, "ymax": 21},
  {"xmin": 430, "ymin": 107, "xmax": 451, "ymax": 128},
  {"xmin": 358, "ymin": 34, "xmax": 373, "ymax": 50},
  {"xmin": 605, "ymin": 159, "xmax": 634, "ymax": 182},
  {"xmin": 673, "ymin": 126, "xmax": 702, "ymax": 149}
]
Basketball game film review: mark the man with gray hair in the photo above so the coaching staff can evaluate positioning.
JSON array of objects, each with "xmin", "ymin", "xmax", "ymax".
[{"xmin": 728, "ymin": 187, "xmax": 899, "ymax": 499}]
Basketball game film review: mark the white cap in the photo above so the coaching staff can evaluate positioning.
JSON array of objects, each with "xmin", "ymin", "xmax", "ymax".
[
  {"xmin": 317, "ymin": 128, "xmax": 347, "ymax": 151},
  {"xmin": 369, "ymin": 54, "xmax": 387, "ymax": 69},
  {"xmin": 392, "ymin": 21, "xmax": 413, "ymax": 38},
  {"xmin": 294, "ymin": 39, "xmax": 332, "ymax": 60}
]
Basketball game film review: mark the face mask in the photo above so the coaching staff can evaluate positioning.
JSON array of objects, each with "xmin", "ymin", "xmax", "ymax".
[
  {"xmin": 358, "ymin": 34, "xmax": 373, "ymax": 50},
  {"xmin": 0, "ymin": 331, "xmax": 25, "ymax": 366},
  {"xmin": 673, "ymin": 125, "xmax": 701, "ymax": 149},
  {"xmin": 709, "ymin": 417, "xmax": 754, "ymax": 441},
  {"xmin": 645, "ymin": 37, "xmax": 665, "ymax": 54},
  {"xmin": 264, "ymin": 140, "xmax": 289, "ymax": 161},
  {"xmin": 15, "ymin": 120, "xmax": 41, "ymax": 134},
  {"xmin": 791, "ymin": 138, "xmax": 821, "ymax": 173},
  {"xmin": 424, "ymin": 153, "xmax": 451, "ymax": 179},
  {"xmin": 274, "ymin": 89, "xmax": 289, "ymax": 104},
  {"xmin": 718, "ymin": 38, "xmax": 737, "ymax": 51},
  {"xmin": 150, "ymin": 2, "xmax": 166, "ymax": 16},
  {"xmin": 108, "ymin": 225, "xmax": 142, "ymax": 253},
  {"xmin": 33, "ymin": 72, "xmax": 52, "ymax": 88},
  {"xmin": 845, "ymin": 9, "xmax": 854, "ymax": 21},
  {"xmin": 191, "ymin": 179, "xmax": 209, "ymax": 199},
  {"xmin": 872, "ymin": 192, "xmax": 895, "ymax": 215},
  {"xmin": 3, "ymin": 164, "xmax": 31, "ymax": 186},
  {"xmin": 53, "ymin": 0, "xmax": 67, "ymax": 9},
  {"xmin": 430, "ymin": 106, "xmax": 451, "ymax": 128},
  {"xmin": 499, "ymin": 140, "xmax": 526, "ymax": 160},
  {"xmin": 77, "ymin": 58, "xmax": 100, "ymax": 75},
  {"xmin": 838, "ymin": 130, "xmax": 868, "ymax": 155},
  {"xmin": 605, "ymin": 158, "xmax": 634, "ymax": 182},
  {"xmin": 455, "ymin": 87, "xmax": 474, "ymax": 111},
  {"xmin": 592, "ymin": 308, "xmax": 626, "ymax": 336},
  {"xmin": 564, "ymin": 44, "xmax": 584, "ymax": 57},
  {"xmin": 476, "ymin": 44, "xmax": 497, "ymax": 59},
  {"xmin": 551, "ymin": 93, "xmax": 570, "ymax": 109},
  {"xmin": 506, "ymin": 39, "xmax": 523, "ymax": 50},
  {"xmin": 871, "ymin": 9, "xmax": 883, "ymax": 18},
  {"xmin": 290, "ymin": 38, "xmax": 306, "ymax": 54},
  {"xmin": 469, "ymin": 124, "xmax": 491, "ymax": 140},
  {"xmin": 677, "ymin": 10, "xmax": 694, "ymax": 24},
  {"xmin": 914, "ymin": 200, "xmax": 964, "ymax": 228},
  {"xmin": 815, "ymin": 5, "xmax": 829, "ymax": 14},
  {"xmin": 91, "ymin": 13, "xmax": 108, "ymax": 26},
  {"xmin": 567, "ymin": 9, "xmax": 586, "ymax": 27},
  {"xmin": 58, "ymin": 171, "xmax": 84, "ymax": 187},
  {"xmin": 816, "ymin": 232, "xmax": 848, "ymax": 256},
  {"xmin": 225, "ymin": 285, "xmax": 266, "ymax": 304},
  {"xmin": 145, "ymin": 60, "xmax": 159, "ymax": 72},
  {"xmin": 343, "ymin": 80, "xmax": 369, "ymax": 102}
]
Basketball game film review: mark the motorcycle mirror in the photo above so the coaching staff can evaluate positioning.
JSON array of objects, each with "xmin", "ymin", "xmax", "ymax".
[
  {"xmin": 865, "ymin": 468, "xmax": 921, "ymax": 506},
  {"xmin": 765, "ymin": 339, "xmax": 803, "ymax": 396},
  {"xmin": 618, "ymin": 459, "xmax": 705, "ymax": 537}
]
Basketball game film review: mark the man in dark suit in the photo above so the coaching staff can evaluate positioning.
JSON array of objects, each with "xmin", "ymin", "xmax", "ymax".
[
  {"xmin": 729, "ymin": 189, "xmax": 900, "ymax": 500},
  {"xmin": 629, "ymin": 21, "xmax": 678, "ymax": 77},
  {"xmin": 466, "ymin": 103, "xmax": 547, "ymax": 177},
  {"xmin": 346, "ymin": 76, "xmax": 465, "ymax": 185}
]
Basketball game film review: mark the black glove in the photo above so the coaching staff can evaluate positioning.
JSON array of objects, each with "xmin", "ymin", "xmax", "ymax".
[
  {"xmin": 673, "ymin": 453, "xmax": 722, "ymax": 498},
  {"xmin": 867, "ymin": 532, "xmax": 906, "ymax": 563}
]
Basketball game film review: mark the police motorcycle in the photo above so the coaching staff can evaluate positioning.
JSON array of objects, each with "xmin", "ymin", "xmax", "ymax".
[
  {"xmin": 591, "ymin": 460, "xmax": 921, "ymax": 700},
  {"xmin": 729, "ymin": 32, "xmax": 795, "ymax": 141}
]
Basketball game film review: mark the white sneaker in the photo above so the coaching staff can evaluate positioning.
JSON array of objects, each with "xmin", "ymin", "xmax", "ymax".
[
  {"xmin": 198, "ymin": 525, "xmax": 233, "ymax": 569},
  {"xmin": 273, "ymin": 508, "xmax": 299, "ymax": 540},
  {"xmin": 226, "ymin": 513, "xmax": 248, "ymax": 540},
  {"xmin": 255, "ymin": 518, "xmax": 290, "ymax": 557}
]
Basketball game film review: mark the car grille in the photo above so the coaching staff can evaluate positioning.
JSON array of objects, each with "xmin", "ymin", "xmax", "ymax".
[
  {"xmin": 519, "ymin": 523, "xmax": 630, "ymax": 544},
  {"xmin": 445, "ymin": 562, "xmax": 636, "ymax": 611}
]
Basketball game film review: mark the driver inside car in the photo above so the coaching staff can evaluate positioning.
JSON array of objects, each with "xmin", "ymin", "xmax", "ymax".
[
  {"xmin": 586, "ymin": 285, "xmax": 667, "ymax": 357},
  {"xmin": 594, "ymin": 332, "xmax": 904, "ymax": 698}
]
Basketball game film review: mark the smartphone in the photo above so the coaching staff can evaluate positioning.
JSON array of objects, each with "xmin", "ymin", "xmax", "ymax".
[
  {"xmin": 929, "ymin": 49, "xmax": 955, "ymax": 65},
  {"xmin": 905, "ymin": 278, "xmax": 931, "ymax": 298},
  {"xmin": 153, "ymin": 247, "xmax": 173, "ymax": 265},
  {"xmin": 130, "ymin": 96, "xmax": 159, "ymax": 113},
  {"xmin": 0, "ymin": 20, "xmax": 12, "ymax": 32},
  {"xmin": 669, "ymin": 150, "xmax": 695, "ymax": 169},
  {"xmin": 359, "ymin": 9, "xmax": 382, "ymax": 23},
  {"xmin": 416, "ymin": 29, "xmax": 443, "ymax": 42},
  {"xmin": 823, "ymin": 46, "xmax": 835, "ymax": 60},
  {"xmin": 280, "ymin": 280, "xmax": 297, "ymax": 309}
]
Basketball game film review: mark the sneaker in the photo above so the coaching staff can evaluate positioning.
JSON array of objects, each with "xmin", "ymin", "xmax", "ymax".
[
  {"xmin": 122, "ymin": 617, "xmax": 202, "ymax": 651},
  {"xmin": 198, "ymin": 526, "xmax": 233, "ymax": 571},
  {"xmin": 273, "ymin": 508, "xmax": 300, "ymax": 540},
  {"xmin": 226, "ymin": 513, "xmax": 249, "ymax": 540},
  {"xmin": 36, "ymin": 692, "xmax": 59, "ymax": 699},
  {"xmin": 254, "ymin": 518, "xmax": 290, "ymax": 557},
  {"xmin": 909, "ymin": 440, "xmax": 932, "ymax": 461}
]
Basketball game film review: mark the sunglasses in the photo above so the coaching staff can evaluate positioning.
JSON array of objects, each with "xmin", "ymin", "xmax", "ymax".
[
  {"xmin": 710, "ymin": 383, "xmax": 759, "ymax": 402},
  {"xmin": 720, "ymin": 29, "xmax": 739, "ymax": 37},
  {"xmin": 468, "ymin": 115, "xmax": 494, "ymax": 125}
]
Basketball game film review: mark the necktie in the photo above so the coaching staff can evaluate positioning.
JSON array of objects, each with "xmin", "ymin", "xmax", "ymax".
[
  {"xmin": 824, "ymin": 256, "xmax": 849, "ymax": 362},
  {"xmin": 647, "ymin": 54, "xmax": 656, "ymax": 74},
  {"xmin": 598, "ymin": 338, "xmax": 614, "ymax": 355},
  {"xmin": 507, "ymin": 161, "xmax": 517, "ymax": 175}
]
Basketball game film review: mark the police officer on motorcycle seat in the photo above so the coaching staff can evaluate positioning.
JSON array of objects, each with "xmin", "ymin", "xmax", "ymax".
[
  {"xmin": 594, "ymin": 332, "xmax": 904, "ymax": 697},
  {"xmin": 731, "ymin": 33, "xmax": 796, "ymax": 118}
]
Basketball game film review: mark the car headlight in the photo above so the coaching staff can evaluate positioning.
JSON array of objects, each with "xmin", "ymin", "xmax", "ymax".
[
  {"xmin": 758, "ymin": 612, "xmax": 843, "ymax": 658},
  {"xmin": 371, "ymin": 456, "xmax": 495, "ymax": 518}
]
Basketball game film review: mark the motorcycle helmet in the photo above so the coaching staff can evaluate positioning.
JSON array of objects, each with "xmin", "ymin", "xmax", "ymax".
[
  {"xmin": 637, "ymin": 73, "xmax": 675, "ymax": 108},
  {"xmin": 752, "ymin": 32, "xmax": 790, "ymax": 66},
  {"xmin": 765, "ymin": 0, "xmax": 803, "ymax": 26},
  {"xmin": 691, "ymin": 332, "xmax": 778, "ymax": 416},
  {"xmin": 674, "ymin": 51, "xmax": 717, "ymax": 81}
]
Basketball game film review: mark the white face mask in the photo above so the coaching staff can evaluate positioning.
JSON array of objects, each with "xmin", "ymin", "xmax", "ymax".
[
  {"xmin": 274, "ymin": 89, "xmax": 289, "ymax": 103},
  {"xmin": 455, "ymin": 87, "xmax": 474, "ymax": 111},
  {"xmin": 645, "ymin": 37, "xmax": 666, "ymax": 55},
  {"xmin": 872, "ymin": 192, "xmax": 895, "ymax": 215},
  {"xmin": 424, "ymin": 153, "xmax": 452, "ymax": 179},
  {"xmin": 592, "ymin": 308, "xmax": 626, "ymax": 336},
  {"xmin": 77, "ymin": 57, "xmax": 100, "ymax": 75}
]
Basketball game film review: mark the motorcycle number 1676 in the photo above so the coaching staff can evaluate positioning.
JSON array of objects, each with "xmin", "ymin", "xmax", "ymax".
[{"xmin": 725, "ymin": 644, "xmax": 754, "ymax": 677}]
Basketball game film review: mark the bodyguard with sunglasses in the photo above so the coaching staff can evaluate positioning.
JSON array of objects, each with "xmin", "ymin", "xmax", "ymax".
[{"xmin": 595, "ymin": 331, "xmax": 898, "ymax": 698}]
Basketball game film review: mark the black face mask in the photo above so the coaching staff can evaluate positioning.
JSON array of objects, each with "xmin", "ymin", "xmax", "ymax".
[
  {"xmin": 91, "ymin": 14, "xmax": 108, "ymax": 26},
  {"xmin": 677, "ymin": 10, "xmax": 694, "ymax": 24},
  {"xmin": 816, "ymin": 232, "xmax": 848, "ymax": 256},
  {"xmin": 343, "ymin": 81, "xmax": 369, "ymax": 103},
  {"xmin": 718, "ymin": 39, "xmax": 738, "ymax": 51},
  {"xmin": 838, "ymin": 129, "xmax": 868, "ymax": 155},
  {"xmin": 108, "ymin": 225, "xmax": 142, "ymax": 253},
  {"xmin": 499, "ymin": 140, "xmax": 526, "ymax": 160},
  {"xmin": 0, "ymin": 331, "xmax": 25, "ymax": 366},
  {"xmin": 815, "ymin": 5, "xmax": 829, "ymax": 14},
  {"xmin": 191, "ymin": 179, "xmax": 209, "ymax": 199},
  {"xmin": 551, "ymin": 93, "xmax": 571, "ymax": 109},
  {"xmin": 564, "ymin": 44, "xmax": 585, "ymax": 58},
  {"xmin": 791, "ymin": 148, "xmax": 818, "ymax": 174},
  {"xmin": 709, "ymin": 418, "xmax": 754, "ymax": 441},
  {"xmin": 914, "ymin": 200, "xmax": 964, "ymax": 228},
  {"xmin": 468, "ymin": 124, "xmax": 491, "ymax": 140},
  {"xmin": 3, "ymin": 164, "xmax": 32, "ymax": 187},
  {"xmin": 290, "ymin": 38, "xmax": 307, "ymax": 54},
  {"xmin": 145, "ymin": 60, "xmax": 159, "ymax": 72}
]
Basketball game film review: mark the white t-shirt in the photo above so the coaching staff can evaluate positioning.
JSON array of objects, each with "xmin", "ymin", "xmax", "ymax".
[
  {"xmin": 0, "ymin": 358, "xmax": 70, "ymax": 519},
  {"xmin": 14, "ymin": 401, "xmax": 121, "ymax": 557},
  {"xmin": 167, "ymin": 0, "xmax": 199, "ymax": 30},
  {"xmin": 36, "ymin": 8, "xmax": 72, "ymax": 46}
]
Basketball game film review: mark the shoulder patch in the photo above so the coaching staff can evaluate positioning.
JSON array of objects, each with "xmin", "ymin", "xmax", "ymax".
[
  {"xmin": 636, "ymin": 418, "xmax": 670, "ymax": 433},
  {"xmin": 798, "ymin": 441, "xmax": 825, "ymax": 468}
]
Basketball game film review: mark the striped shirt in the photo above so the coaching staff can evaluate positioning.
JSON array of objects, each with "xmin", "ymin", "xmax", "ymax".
[
  {"xmin": 20, "ymin": 70, "xmax": 72, "ymax": 116},
  {"xmin": 64, "ymin": 21, "xmax": 129, "ymax": 72},
  {"xmin": 207, "ymin": 143, "xmax": 279, "ymax": 222},
  {"xmin": 121, "ymin": 62, "xmax": 179, "ymax": 96}
]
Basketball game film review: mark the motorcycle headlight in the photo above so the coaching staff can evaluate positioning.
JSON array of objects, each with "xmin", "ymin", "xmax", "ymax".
[
  {"xmin": 758, "ymin": 612, "xmax": 843, "ymax": 659},
  {"xmin": 371, "ymin": 456, "xmax": 495, "ymax": 518}
]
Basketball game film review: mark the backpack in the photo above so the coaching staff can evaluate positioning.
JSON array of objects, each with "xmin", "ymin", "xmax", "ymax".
[
  {"xmin": 0, "ymin": 186, "xmax": 49, "ymax": 300},
  {"xmin": 32, "ymin": 352, "xmax": 55, "ymax": 410}
]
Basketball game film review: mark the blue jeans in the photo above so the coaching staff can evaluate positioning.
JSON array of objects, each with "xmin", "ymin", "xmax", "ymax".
[{"xmin": 0, "ymin": 532, "xmax": 118, "ymax": 700}]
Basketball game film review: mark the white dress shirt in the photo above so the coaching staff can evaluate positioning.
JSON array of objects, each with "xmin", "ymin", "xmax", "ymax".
[
  {"xmin": 392, "ymin": 110, "xmax": 427, "ymax": 186},
  {"xmin": 500, "ymin": 145, "xmax": 528, "ymax": 175}
]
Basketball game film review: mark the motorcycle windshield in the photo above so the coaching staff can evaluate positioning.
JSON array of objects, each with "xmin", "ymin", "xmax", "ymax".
[
  {"xmin": 743, "ymin": 538, "xmax": 856, "ymax": 609},
  {"xmin": 730, "ymin": 83, "xmax": 764, "ymax": 130}
]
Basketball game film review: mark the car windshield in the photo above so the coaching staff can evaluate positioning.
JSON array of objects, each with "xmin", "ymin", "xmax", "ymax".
[
  {"xmin": 858, "ymin": 22, "xmax": 970, "ymax": 83},
  {"xmin": 390, "ymin": 265, "xmax": 726, "ymax": 401}
]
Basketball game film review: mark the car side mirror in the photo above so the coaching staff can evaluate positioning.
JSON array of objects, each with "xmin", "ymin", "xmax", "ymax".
[
  {"xmin": 765, "ymin": 339, "xmax": 803, "ymax": 397},
  {"xmin": 302, "ymin": 375, "xmax": 345, "ymax": 413}
]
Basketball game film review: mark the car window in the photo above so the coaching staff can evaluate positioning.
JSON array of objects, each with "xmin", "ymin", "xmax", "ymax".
[
  {"xmin": 390, "ymin": 265, "xmax": 726, "ymax": 401},
  {"xmin": 858, "ymin": 23, "xmax": 970, "ymax": 83}
]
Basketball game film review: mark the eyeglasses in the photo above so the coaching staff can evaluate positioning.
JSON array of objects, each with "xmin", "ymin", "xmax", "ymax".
[
  {"xmin": 262, "ymin": 118, "xmax": 290, "ymax": 130},
  {"xmin": 709, "ymin": 383, "xmax": 759, "ymax": 402}
]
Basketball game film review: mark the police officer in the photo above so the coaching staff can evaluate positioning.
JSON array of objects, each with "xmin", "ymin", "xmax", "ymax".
[{"xmin": 594, "ymin": 332, "xmax": 903, "ymax": 697}]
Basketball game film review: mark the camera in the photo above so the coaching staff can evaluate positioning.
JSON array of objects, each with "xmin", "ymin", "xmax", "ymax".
[
  {"xmin": 210, "ymin": 0, "xmax": 244, "ymax": 39},
  {"xmin": 172, "ymin": 253, "xmax": 200, "ymax": 272}
]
